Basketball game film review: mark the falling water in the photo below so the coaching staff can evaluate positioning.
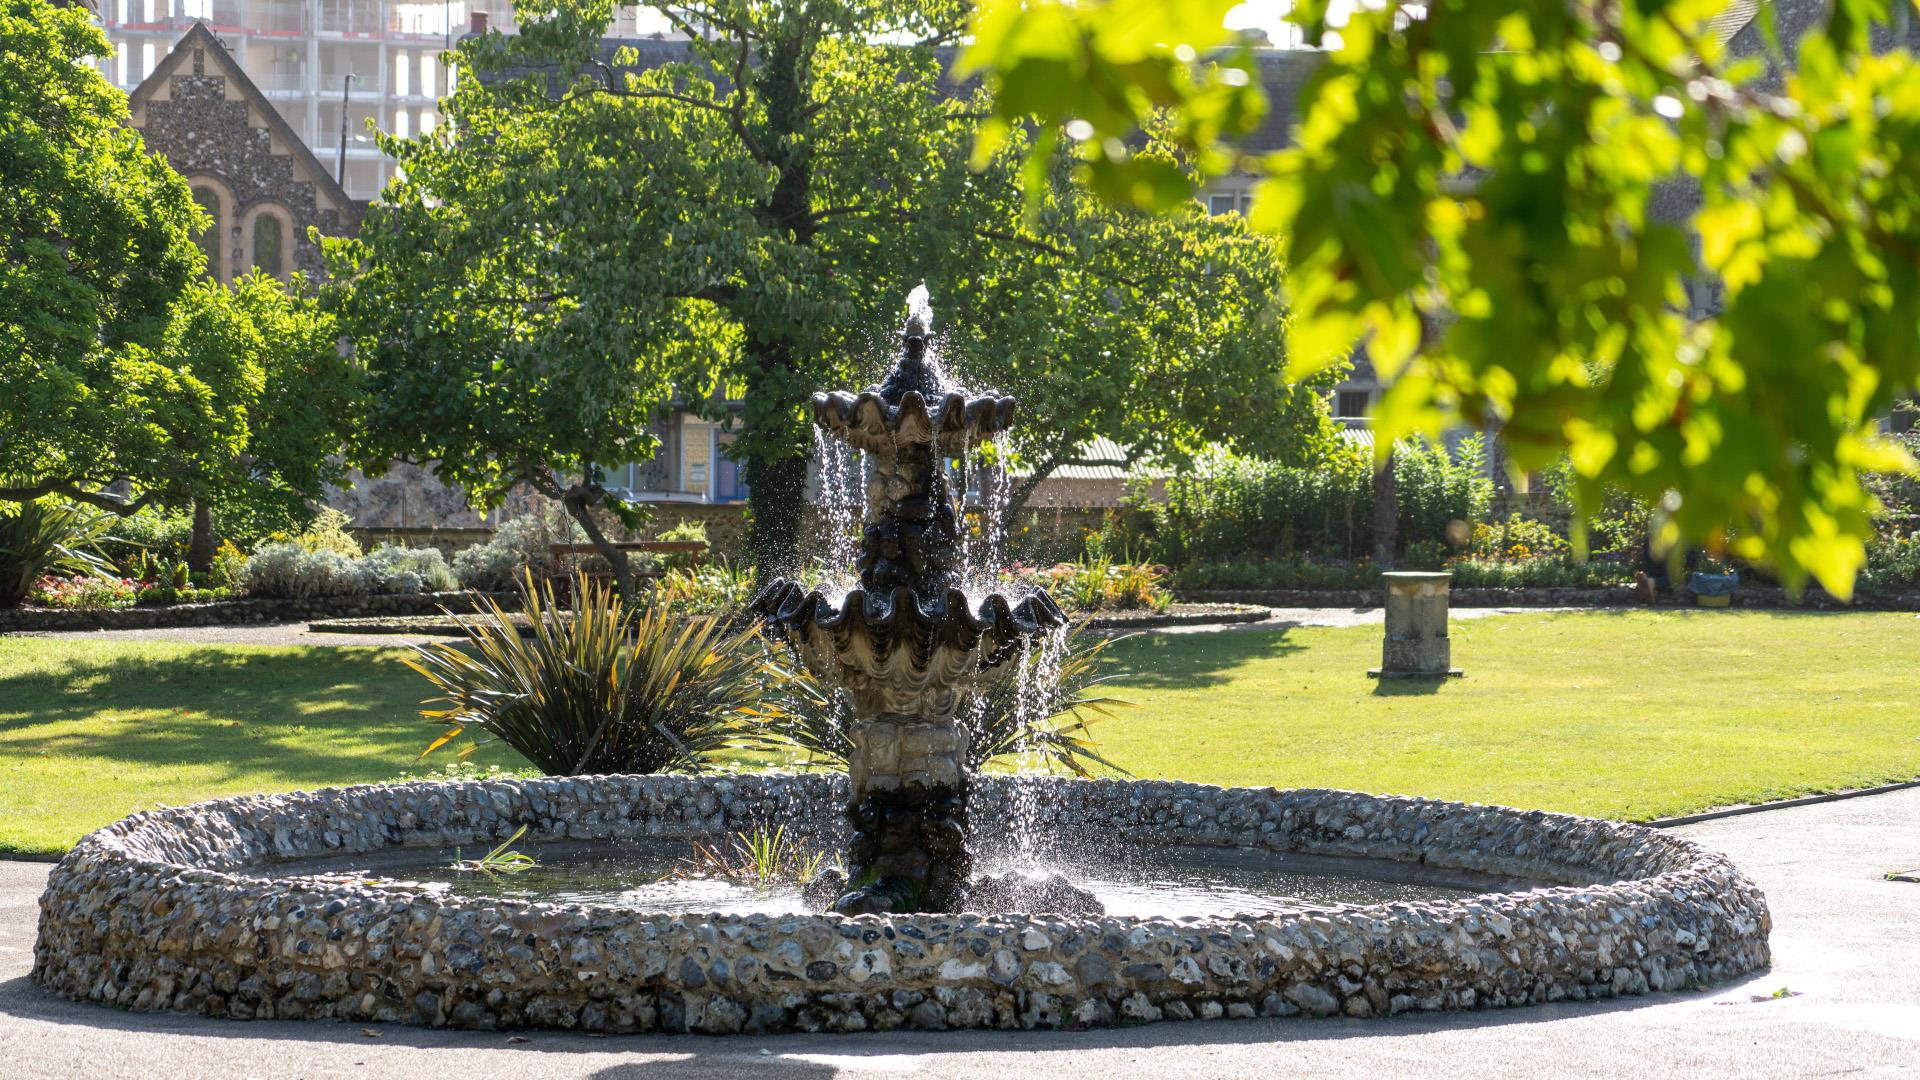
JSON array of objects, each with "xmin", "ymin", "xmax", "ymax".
[
  {"xmin": 998, "ymin": 619, "xmax": 1072, "ymax": 863},
  {"xmin": 811, "ymin": 427, "xmax": 863, "ymax": 585}
]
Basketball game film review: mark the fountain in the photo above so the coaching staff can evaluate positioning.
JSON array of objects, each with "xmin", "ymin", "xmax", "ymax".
[
  {"xmin": 30, "ymin": 292, "xmax": 1773, "ymax": 1035},
  {"xmin": 755, "ymin": 289, "xmax": 1070, "ymax": 915}
]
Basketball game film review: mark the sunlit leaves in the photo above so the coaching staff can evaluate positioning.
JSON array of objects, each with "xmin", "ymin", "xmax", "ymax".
[
  {"xmin": 0, "ymin": 0, "xmax": 213, "ymax": 508},
  {"xmin": 964, "ymin": 0, "xmax": 1920, "ymax": 597}
]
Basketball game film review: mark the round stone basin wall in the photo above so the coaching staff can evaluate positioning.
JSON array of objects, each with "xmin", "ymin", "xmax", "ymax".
[{"xmin": 32, "ymin": 775, "xmax": 1771, "ymax": 1032}]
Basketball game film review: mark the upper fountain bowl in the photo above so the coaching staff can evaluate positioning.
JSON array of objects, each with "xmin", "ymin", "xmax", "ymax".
[
  {"xmin": 812, "ymin": 389, "xmax": 1017, "ymax": 455},
  {"xmin": 814, "ymin": 317, "xmax": 1015, "ymax": 454}
]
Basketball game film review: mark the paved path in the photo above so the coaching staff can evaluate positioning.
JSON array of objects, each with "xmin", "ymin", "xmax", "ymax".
[{"xmin": 2, "ymin": 789, "xmax": 1916, "ymax": 1079}]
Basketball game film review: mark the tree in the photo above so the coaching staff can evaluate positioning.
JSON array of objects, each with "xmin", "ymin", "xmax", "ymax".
[
  {"xmin": 963, "ymin": 0, "xmax": 1920, "ymax": 598},
  {"xmin": 0, "ymin": 0, "xmax": 217, "ymax": 513},
  {"xmin": 327, "ymin": 0, "xmax": 1330, "ymax": 578},
  {"xmin": 165, "ymin": 273, "xmax": 359, "ymax": 568},
  {"xmin": 926, "ymin": 136, "xmax": 1337, "ymax": 517}
]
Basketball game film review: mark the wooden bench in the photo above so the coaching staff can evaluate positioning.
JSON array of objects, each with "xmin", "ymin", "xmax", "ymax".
[{"xmin": 548, "ymin": 540, "xmax": 708, "ymax": 582}]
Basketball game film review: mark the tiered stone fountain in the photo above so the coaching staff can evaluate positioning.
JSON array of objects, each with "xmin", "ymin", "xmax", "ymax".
[
  {"xmin": 755, "ymin": 296, "xmax": 1068, "ymax": 914},
  {"xmin": 30, "ymin": 291, "xmax": 1773, "ymax": 1035}
]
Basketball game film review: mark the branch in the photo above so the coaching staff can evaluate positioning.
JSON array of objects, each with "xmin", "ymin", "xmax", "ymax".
[
  {"xmin": 0, "ymin": 477, "xmax": 164, "ymax": 516},
  {"xmin": 578, "ymin": 61, "xmax": 736, "ymax": 118}
]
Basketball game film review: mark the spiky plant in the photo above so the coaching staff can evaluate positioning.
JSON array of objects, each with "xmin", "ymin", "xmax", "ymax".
[
  {"xmin": 407, "ymin": 571, "xmax": 772, "ymax": 775},
  {"xmin": 752, "ymin": 627, "xmax": 1131, "ymax": 777},
  {"xmin": 0, "ymin": 497, "xmax": 116, "ymax": 606}
]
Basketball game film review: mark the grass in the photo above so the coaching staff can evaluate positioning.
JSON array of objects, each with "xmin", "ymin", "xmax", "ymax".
[
  {"xmin": 1095, "ymin": 610, "xmax": 1920, "ymax": 821},
  {"xmin": 1, "ymin": 609, "xmax": 1917, "ymax": 854}
]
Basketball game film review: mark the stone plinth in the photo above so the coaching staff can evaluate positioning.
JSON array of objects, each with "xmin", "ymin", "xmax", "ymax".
[
  {"xmin": 1370, "ymin": 571, "xmax": 1463, "ymax": 678},
  {"xmin": 836, "ymin": 713, "xmax": 973, "ymax": 915}
]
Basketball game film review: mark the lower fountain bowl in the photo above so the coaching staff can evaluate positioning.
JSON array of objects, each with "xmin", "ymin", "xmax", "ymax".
[{"xmin": 32, "ymin": 774, "xmax": 1770, "ymax": 1033}]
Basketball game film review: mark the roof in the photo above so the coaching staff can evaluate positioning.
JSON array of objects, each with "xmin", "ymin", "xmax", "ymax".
[{"xmin": 129, "ymin": 22, "xmax": 362, "ymax": 223}]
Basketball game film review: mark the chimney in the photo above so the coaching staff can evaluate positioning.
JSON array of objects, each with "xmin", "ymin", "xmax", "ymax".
[{"xmin": 469, "ymin": 10, "xmax": 489, "ymax": 34}]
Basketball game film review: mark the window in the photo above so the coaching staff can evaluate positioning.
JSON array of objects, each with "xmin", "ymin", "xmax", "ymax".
[
  {"xmin": 191, "ymin": 186, "xmax": 221, "ymax": 279},
  {"xmin": 1207, "ymin": 191, "xmax": 1253, "ymax": 216},
  {"xmin": 1336, "ymin": 389, "xmax": 1372, "ymax": 418},
  {"xmin": 393, "ymin": 52, "xmax": 410, "ymax": 96},
  {"xmin": 251, "ymin": 214, "xmax": 283, "ymax": 280}
]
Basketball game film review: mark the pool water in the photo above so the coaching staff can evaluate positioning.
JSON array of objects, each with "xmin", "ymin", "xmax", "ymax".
[{"xmin": 281, "ymin": 839, "xmax": 1527, "ymax": 918}]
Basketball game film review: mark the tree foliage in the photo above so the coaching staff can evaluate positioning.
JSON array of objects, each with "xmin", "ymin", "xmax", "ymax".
[
  {"xmin": 963, "ymin": 0, "xmax": 1920, "ymax": 597},
  {"xmin": 0, "ymin": 0, "xmax": 214, "ymax": 512},
  {"xmin": 167, "ymin": 272, "xmax": 359, "ymax": 543},
  {"xmin": 326, "ymin": 0, "xmax": 1330, "ymax": 573}
]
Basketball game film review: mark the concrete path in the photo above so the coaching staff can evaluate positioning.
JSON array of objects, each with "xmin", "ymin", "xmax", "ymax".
[{"xmin": 2, "ymin": 788, "xmax": 1916, "ymax": 1079}]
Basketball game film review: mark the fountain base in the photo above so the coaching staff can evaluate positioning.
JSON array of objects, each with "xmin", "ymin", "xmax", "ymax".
[{"xmin": 837, "ymin": 713, "xmax": 973, "ymax": 913}]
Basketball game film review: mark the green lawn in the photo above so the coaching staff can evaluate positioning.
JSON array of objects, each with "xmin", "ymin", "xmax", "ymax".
[{"xmin": 2, "ymin": 610, "xmax": 1917, "ymax": 855}]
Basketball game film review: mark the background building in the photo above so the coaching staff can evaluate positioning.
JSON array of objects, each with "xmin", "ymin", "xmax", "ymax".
[{"xmin": 91, "ymin": 1, "xmax": 667, "ymax": 199}]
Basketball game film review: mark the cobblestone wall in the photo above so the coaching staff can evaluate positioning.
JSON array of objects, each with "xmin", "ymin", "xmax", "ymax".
[{"xmin": 34, "ymin": 775, "xmax": 1771, "ymax": 1034}]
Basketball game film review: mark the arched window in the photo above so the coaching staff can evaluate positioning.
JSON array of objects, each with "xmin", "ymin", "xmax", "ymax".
[
  {"xmin": 251, "ymin": 215, "xmax": 282, "ymax": 280},
  {"xmin": 191, "ymin": 186, "xmax": 221, "ymax": 279}
]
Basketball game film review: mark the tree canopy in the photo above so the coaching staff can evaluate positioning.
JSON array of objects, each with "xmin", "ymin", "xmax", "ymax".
[
  {"xmin": 963, "ymin": 0, "xmax": 1920, "ymax": 597},
  {"xmin": 326, "ymin": 0, "xmax": 1331, "ymax": 576},
  {"xmin": 169, "ymin": 272, "xmax": 359, "ymax": 551},
  {"xmin": 0, "ymin": 0, "xmax": 214, "ymax": 512}
]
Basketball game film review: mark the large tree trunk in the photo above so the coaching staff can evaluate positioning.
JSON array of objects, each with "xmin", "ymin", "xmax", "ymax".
[
  {"xmin": 744, "ymin": 449, "xmax": 808, "ymax": 573},
  {"xmin": 186, "ymin": 499, "xmax": 214, "ymax": 574},
  {"xmin": 1372, "ymin": 444, "xmax": 1398, "ymax": 568},
  {"xmin": 735, "ymin": 27, "xmax": 817, "ymax": 576}
]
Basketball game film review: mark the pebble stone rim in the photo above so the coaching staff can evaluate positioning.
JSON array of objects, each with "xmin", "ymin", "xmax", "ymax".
[{"xmin": 32, "ymin": 773, "xmax": 1772, "ymax": 1034}]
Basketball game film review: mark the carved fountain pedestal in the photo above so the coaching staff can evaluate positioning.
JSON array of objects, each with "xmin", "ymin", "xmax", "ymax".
[{"xmin": 757, "ymin": 304, "xmax": 1065, "ymax": 914}]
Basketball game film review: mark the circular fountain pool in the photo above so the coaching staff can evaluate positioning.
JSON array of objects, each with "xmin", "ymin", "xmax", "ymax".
[{"xmin": 33, "ymin": 773, "xmax": 1771, "ymax": 1032}]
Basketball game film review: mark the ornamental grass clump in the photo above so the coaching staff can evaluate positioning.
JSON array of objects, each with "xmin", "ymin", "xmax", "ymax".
[
  {"xmin": 408, "ymin": 571, "xmax": 772, "ymax": 775},
  {"xmin": 0, "ymin": 498, "xmax": 116, "ymax": 606}
]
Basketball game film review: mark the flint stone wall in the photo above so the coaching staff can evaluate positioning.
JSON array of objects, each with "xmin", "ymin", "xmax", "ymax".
[{"xmin": 33, "ymin": 775, "xmax": 1771, "ymax": 1033}]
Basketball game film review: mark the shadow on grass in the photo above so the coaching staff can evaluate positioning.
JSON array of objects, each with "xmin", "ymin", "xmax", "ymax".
[
  {"xmin": 1370, "ymin": 675, "xmax": 1452, "ymax": 697},
  {"xmin": 0, "ymin": 645, "xmax": 429, "ymax": 785},
  {"xmin": 1100, "ymin": 626, "xmax": 1308, "ymax": 690}
]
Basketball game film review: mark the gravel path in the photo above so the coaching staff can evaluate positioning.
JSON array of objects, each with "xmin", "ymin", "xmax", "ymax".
[{"xmin": 2, "ymin": 786, "xmax": 1915, "ymax": 1079}]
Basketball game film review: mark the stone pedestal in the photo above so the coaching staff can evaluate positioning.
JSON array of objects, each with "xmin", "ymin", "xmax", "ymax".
[
  {"xmin": 833, "ymin": 712, "xmax": 973, "ymax": 914},
  {"xmin": 1369, "ymin": 571, "xmax": 1463, "ymax": 679}
]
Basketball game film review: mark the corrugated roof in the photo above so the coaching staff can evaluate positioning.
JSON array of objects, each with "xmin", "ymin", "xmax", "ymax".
[{"xmin": 1007, "ymin": 438, "xmax": 1159, "ymax": 481}]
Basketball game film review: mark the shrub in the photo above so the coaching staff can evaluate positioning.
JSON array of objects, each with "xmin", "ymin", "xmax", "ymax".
[
  {"xmin": 280, "ymin": 506, "xmax": 361, "ymax": 556},
  {"xmin": 452, "ymin": 505, "xmax": 585, "ymax": 591},
  {"xmin": 242, "ymin": 542, "xmax": 370, "ymax": 598},
  {"xmin": 365, "ymin": 544, "xmax": 457, "ymax": 592},
  {"xmin": 407, "ymin": 573, "xmax": 770, "ymax": 774},
  {"xmin": 1009, "ymin": 554, "xmax": 1172, "ymax": 612},
  {"xmin": 754, "ymin": 626, "xmax": 1129, "ymax": 777},
  {"xmin": 30, "ymin": 574, "xmax": 138, "ymax": 609},
  {"xmin": 243, "ymin": 541, "xmax": 457, "ymax": 598},
  {"xmin": 96, "ymin": 506, "xmax": 193, "ymax": 573},
  {"xmin": 0, "ymin": 499, "xmax": 116, "ymax": 606},
  {"xmin": 648, "ymin": 561, "xmax": 756, "ymax": 615},
  {"xmin": 1146, "ymin": 438, "xmax": 1492, "ymax": 566},
  {"xmin": 1467, "ymin": 515, "xmax": 1571, "ymax": 562}
]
